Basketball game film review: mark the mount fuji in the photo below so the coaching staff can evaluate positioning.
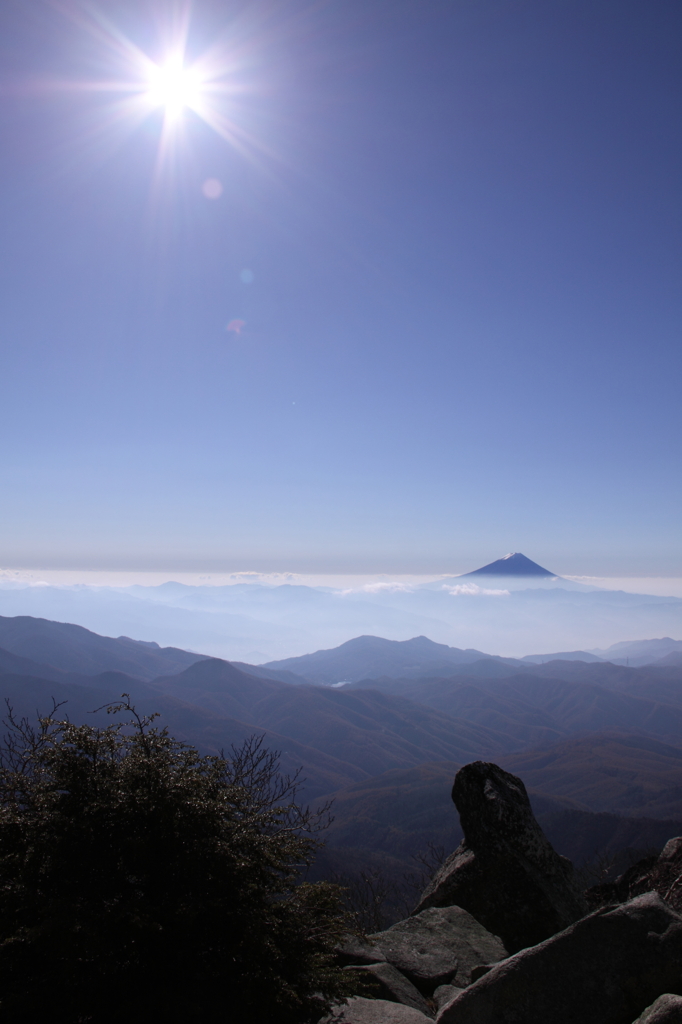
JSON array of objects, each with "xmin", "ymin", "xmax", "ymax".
[{"xmin": 461, "ymin": 552, "xmax": 558, "ymax": 578}]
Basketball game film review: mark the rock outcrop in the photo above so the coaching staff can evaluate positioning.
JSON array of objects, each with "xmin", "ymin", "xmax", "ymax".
[
  {"xmin": 337, "ymin": 935, "xmax": 386, "ymax": 966},
  {"xmin": 368, "ymin": 906, "xmax": 507, "ymax": 992},
  {"xmin": 415, "ymin": 761, "xmax": 587, "ymax": 951},
  {"xmin": 633, "ymin": 995, "xmax": 682, "ymax": 1024},
  {"xmin": 436, "ymin": 893, "xmax": 682, "ymax": 1024},
  {"xmin": 588, "ymin": 837, "xmax": 682, "ymax": 912},
  {"xmin": 326, "ymin": 761, "xmax": 682, "ymax": 1024},
  {"xmin": 345, "ymin": 964, "xmax": 434, "ymax": 1017},
  {"xmin": 432, "ymin": 985, "xmax": 463, "ymax": 1012},
  {"xmin": 323, "ymin": 996, "xmax": 432, "ymax": 1023}
]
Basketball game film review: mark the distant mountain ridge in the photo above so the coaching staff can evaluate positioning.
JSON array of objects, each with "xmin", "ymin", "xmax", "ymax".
[
  {"xmin": 588, "ymin": 637, "xmax": 682, "ymax": 667},
  {"xmin": 520, "ymin": 650, "xmax": 604, "ymax": 665},
  {"xmin": 0, "ymin": 615, "xmax": 207, "ymax": 680},
  {"xmin": 260, "ymin": 632, "xmax": 682, "ymax": 682},
  {"xmin": 0, "ymin": 613, "xmax": 677, "ymax": 686},
  {"xmin": 262, "ymin": 634, "xmax": 494, "ymax": 684}
]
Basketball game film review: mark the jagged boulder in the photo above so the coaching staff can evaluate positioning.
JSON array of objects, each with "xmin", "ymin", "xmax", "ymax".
[
  {"xmin": 415, "ymin": 761, "xmax": 587, "ymax": 951},
  {"xmin": 433, "ymin": 986, "xmax": 464, "ymax": 1011},
  {"xmin": 345, "ymin": 963, "xmax": 434, "ymax": 1017},
  {"xmin": 587, "ymin": 836, "xmax": 682, "ymax": 911},
  {"xmin": 633, "ymin": 995, "xmax": 682, "ymax": 1023},
  {"xmin": 368, "ymin": 906, "xmax": 507, "ymax": 992},
  {"xmin": 436, "ymin": 893, "xmax": 682, "ymax": 1024},
  {"xmin": 660, "ymin": 837, "xmax": 682, "ymax": 884},
  {"xmin": 323, "ymin": 996, "xmax": 432, "ymax": 1023}
]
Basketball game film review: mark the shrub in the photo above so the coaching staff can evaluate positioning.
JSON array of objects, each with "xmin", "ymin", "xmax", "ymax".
[{"xmin": 0, "ymin": 698, "xmax": 353, "ymax": 1023}]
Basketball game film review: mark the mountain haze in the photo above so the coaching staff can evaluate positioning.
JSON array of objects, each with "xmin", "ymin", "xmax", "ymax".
[
  {"xmin": 589, "ymin": 637, "xmax": 682, "ymax": 667},
  {"xmin": 2, "ymin": 576, "xmax": 680, "ymax": 661}
]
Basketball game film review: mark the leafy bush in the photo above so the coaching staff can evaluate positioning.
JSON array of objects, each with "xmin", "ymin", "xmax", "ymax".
[{"xmin": 0, "ymin": 698, "xmax": 353, "ymax": 1023}]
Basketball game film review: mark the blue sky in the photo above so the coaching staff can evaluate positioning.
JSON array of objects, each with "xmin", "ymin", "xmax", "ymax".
[{"xmin": 1, "ymin": 0, "xmax": 680, "ymax": 576}]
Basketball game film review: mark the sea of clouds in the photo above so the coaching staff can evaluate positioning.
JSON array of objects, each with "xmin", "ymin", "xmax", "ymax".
[{"xmin": 0, "ymin": 569, "xmax": 681, "ymax": 663}]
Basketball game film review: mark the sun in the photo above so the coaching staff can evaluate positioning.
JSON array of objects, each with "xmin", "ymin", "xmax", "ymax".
[
  {"xmin": 146, "ymin": 55, "xmax": 202, "ymax": 119},
  {"xmin": 43, "ymin": 6, "xmax": 259, "ymax": 166}
]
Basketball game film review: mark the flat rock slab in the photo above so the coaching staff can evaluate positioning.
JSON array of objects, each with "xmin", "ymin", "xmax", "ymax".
[
  {"xmin": 338, "ymin": 935, "xmax": 387, "ymax": 966},
  {"xmin": 436, "ymin": 893, "xmax": 682, "ymax": 1024},
  {"xmin": 370, "ymin": 906, "xmax": 507, "ymax": 991},
  {"xmin": 633, "ymin": 995, "xmax": 682, "ymax": 1023},
  {"xmin": 324, "ymin": 996, "xmax": 433, "ymax": 1024},
  {"xmin": 346, "ymin": 963, "xmax": 434, "ymax": 1017}
]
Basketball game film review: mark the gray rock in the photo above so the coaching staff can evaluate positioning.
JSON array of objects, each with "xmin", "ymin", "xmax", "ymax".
[
  {"xmin": 633, "ymin": 995, "xmax": 682, "ymax": 1024},
  {"xmin": 323, "ymin": 996, "xmax": 433, "ymax": 1023},
  {"xmin": 337, "ymin": 934, "xmax": 387, "ymax": 966},
  {"xmin": 345, "ymin": 963, "xmax": 434, "ymax": 1017},
  {"xmin": 436, "ymin": 893, "xmax": 682, "ymax": 1024},
  {"xmin": 369, "ymin": 905, "xmax": 507, "ymax": 992},
  {"xmin": 588, "ymin": 835, "xmax": 682, "ymax": 911},
  {"xmin": 660, "ymin": 837, "xmax": 682, "ymax": 863},
  {"xmin": 586, "ymin": 853, "xmax": 660, "ymax": 909},
  {"xmin": 416, "ymin": 761, "xmax": 587, "ymax": 952},
  {"xmin": 433, "ymin": 986, "xmax": 464, "ymax": 1011}
]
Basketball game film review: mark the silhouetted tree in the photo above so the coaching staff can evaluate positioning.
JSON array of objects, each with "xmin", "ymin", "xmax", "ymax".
[{"xmin": 0, "ymin": 698, "xmax": 353, "ymax": 1023}]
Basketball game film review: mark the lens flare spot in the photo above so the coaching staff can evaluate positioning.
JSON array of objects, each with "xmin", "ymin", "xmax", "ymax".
[
  {"xmin": 226, "ymin": 319, "xmax": 245, "ymax": 334},
  {"xmin": 203, "ymin": 178, "xmax": 223, "ymax": 199}
]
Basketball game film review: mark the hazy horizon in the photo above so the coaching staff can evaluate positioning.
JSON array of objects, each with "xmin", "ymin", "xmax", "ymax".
[
  {"xmin": 1, "ymin": 565, "xmax": 680, "ymax": 662},
  {"xmin": 3, "ymin": 565, "xmax": 682, "ymax": 599}
]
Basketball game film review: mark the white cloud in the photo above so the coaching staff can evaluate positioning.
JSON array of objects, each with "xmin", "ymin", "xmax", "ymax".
[
  {"xmin": 227, "ymin": 572, "xmax": 299, "ymax": 583},
  {"xmin": 337, "ymin": 581, "xmax": 415, "ymax": 597},
  {"xmin": 442, "ymin": 583, "xmax": 510, "ymax": 597},
  {"xmin": 360, "ymin": 581, "xmax": 415, "ymax": 594}
]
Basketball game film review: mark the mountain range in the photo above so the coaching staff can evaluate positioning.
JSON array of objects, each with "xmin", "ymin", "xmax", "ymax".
[
  {"xmin": 1, "ymin": 613, "xmax": 682, "ymax": 883},
  {"xmin": 0, "ymin": 615, "xmax": 206, "ymax": 679},
  {"xmin": 261, "ymin": 633, "xmax": 682, "ymax": 683}
]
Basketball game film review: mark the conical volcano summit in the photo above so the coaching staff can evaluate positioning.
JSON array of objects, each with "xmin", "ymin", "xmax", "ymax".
[{"xmin": 462, "ymin": 552, "xmax": 558, "ymax": 577}]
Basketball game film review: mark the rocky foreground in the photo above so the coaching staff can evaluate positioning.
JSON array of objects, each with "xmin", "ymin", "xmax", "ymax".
[{"xmin": 323, "ymin": 762, "xmax": 682, "ymax": 1024}]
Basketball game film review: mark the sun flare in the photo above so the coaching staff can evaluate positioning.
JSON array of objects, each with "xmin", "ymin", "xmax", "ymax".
[
  {"xmin": 41, "ymin": 6, "xmax": 264, "ymax": 172},
  {"xmin": 146, "ymin": 56, "xmax": 202, "ymax": 117}
]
